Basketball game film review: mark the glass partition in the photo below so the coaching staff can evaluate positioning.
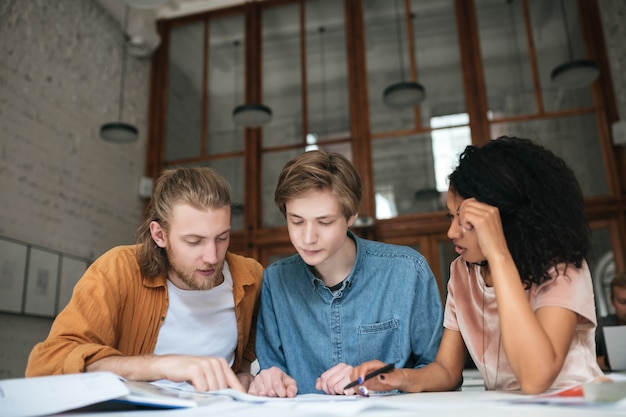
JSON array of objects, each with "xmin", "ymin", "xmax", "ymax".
[
  {"xmin": 372, "ymin": 123, "xmax": 469, "ymax": 219},
  {"xmin": 207, "ymin": 15, "xmax": 245, "ymax": 154},
  {"xmin": 490, "ymin": 113, "xmax": 608, "ymax": 197},
  {"xmin": 262, "ymin": 3, "xmax": 303, "ymax": 148},
  {"xmin": 528, "ymin": 0, "xmax": 595, "ymax": 112},
  {"xmin": 476, "ymin": 0, "xmax": 536, "ymax": 117},
  {"xmin": 190, "ymin": 157, "xmax": 245, "ymax": 231},
  {"xmin": 165, "ymin": 22, "xmax": 204, "ymax": 161},
  {"xmin": 262, "ymin": 0, "xmax": 350, "ymax": 149},
  {"xmin": 410, "ymin": 0, "xmax": 466, "ymax": 127},
  {"xmin": 372, "ymin": 133, "xmax": 439, "ymax": 217},
  {"xmin": 262, "ymin": 148, "xmax": 303, "ymax": 228},
  {"xmin": 153, "ymin": 1, "xmax": 622, "ymax": 289},
  {"xmin": 476, "ymin": 0, "xmax": 595, "ymax": 118},
  {"xmin": 305, "ymin": 0, "xmax": 350, "ymax": 140},
  {"xmin": 364, "ymin": 0, "xmax": 465, "ymax": 133}
]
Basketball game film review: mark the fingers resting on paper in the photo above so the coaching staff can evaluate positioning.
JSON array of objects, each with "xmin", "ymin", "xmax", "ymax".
[
  {"xmin": 248, "ymin": 366, "xmax": 298, "ymax": 398},
  {"xmin": 160, "ymin": 355, "xmax": 245, "ymax": 393},
  {"xmin": 316, "ymin": 363, "xmax": 355, "ymax": 395}
]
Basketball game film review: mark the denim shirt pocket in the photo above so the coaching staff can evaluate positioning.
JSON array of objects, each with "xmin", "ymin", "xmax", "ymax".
[{"xmin": 357, "ymin": 318, "xmax": 401, "ymax": 364}]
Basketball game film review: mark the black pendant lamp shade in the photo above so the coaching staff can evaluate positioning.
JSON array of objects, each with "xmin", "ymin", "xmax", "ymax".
[
  {"xmin": 550, "ymin": 0, "xmax": 599, "ymax": 89},
  {"xmin": 230, "ymin": 39, "xmax": 272, "ymax": 128},
  {"xmin": 551, "ymin": 59, "xmax": 599, "ymax": 89},
  {"xmin": 383, "ymin": 81, "xmax": 426, "ymax": 108},
  {"xmin": 382, "ymin": 0, "xmax": 425, "ymax": 108},
  {"xmin": 232, "ymin": 104, "xmax": 273, "ymax": 127},
  {"xmin": 100, "ymin": 122, "xmax": 139, "ymax": 142},
  {"xmin": 100, "ymin": 4, "xmax": 138, "ymax": 142}
]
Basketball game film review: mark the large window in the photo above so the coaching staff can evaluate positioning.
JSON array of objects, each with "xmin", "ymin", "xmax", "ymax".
[
  {"xmin": 476, "ymin": 0, "xmax": 608, "ymax": 198},
  {"xmin": 260, "ymin": 0, "xmax": 352, "ymax": 228},
  {"xmin": 149, "ymin": 0, "xmax": 625, "ymax": 287}
]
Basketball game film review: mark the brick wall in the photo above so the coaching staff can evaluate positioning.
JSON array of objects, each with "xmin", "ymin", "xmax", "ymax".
[{"xmin": 0, "ymin": 0, "xmax": 150, "ymax": 378}]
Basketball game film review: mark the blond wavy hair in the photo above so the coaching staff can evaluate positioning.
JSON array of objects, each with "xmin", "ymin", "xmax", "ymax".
[{"xmin": 136, "ymin": 167, "xmax": 232, "ymax": 278}]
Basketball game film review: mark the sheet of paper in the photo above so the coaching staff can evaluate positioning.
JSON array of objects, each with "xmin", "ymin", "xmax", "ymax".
[
  {"xmin": 1, "ymin": 372, "xmax": 129, "ymax": 417},
  {"xmin": 119, "ymin": 380, "xmax": 234, "ymax": 408},
  {"xmin": 205, "ymin": 388, "xmax": 359, "ymax": 403},
  {"xmin": 149, "ymin": 380, "xmax": 360, "ymax": 404}
]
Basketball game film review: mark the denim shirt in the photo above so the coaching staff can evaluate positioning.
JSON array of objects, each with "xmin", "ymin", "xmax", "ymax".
[{"xmin": 256, "ymin": 231, "xmax": 444, "ymax": 394}]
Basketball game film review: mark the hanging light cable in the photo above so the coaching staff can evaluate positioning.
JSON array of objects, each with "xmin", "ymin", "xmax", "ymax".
[
  {"xmin": 382, "ymin": 0, "xmax": 425, "ymax": 108},
  {"xmin": 306, "ymin": 26, "xmax": 330, "ymax": 151},
  {"xmin": 319, "ymin": 26, "xmax": 328, "ymax": 136},
  {"xmin": 232, "ymin": 38, "xmax": 272, "ymax": 127},
  {"xmin": 550, "ymin": 0, "xmax": 599, "ymax": 89},
  {"xmin": 231, "ymin": 40, "xmax": 240, "ymax": 143},
  {"xmin": 100, "ymin": 4, "xmax": 138, "ymax": 142}
]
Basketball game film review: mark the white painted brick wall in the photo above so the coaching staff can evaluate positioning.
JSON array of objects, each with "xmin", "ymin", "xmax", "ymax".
[
  {"xmin": 0, "ymin": 0, "xmax": 150, "ymax": 378},
  {"xmin": 0, "ymin": 0, "xmax": 149, "ymax": 259}
]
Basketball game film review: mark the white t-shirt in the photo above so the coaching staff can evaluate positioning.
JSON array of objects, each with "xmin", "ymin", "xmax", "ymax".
[
  {"xmin": 154, "ymin": 261, "xmax": 237, "ymax": 366},
  {"xmin": 444, "ymin": 258, "xmax": 603, "ymax": 391}
]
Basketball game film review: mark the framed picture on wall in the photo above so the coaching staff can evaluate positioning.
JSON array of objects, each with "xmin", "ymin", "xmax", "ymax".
[
  {"xmin": 57, "ymin": 255, "xmax": 88, "ymax": 314},
  {"xmin": 0, "ymin": 238, "xmax": 28, "ymax": 314},
  {"xmin": 24, "ymin": 247, "xmax": 60, "ymax": 317}
]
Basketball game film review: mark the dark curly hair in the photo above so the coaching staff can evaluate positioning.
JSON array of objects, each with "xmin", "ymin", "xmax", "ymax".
[{"xmin": 448, "ymin": 136, "xmax": 589, "ymax": 288}]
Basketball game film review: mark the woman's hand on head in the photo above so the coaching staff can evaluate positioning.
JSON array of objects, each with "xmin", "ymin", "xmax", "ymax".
[{"xmin": 458, "ymin": 198, "xmax": 508, "ymax": 262}]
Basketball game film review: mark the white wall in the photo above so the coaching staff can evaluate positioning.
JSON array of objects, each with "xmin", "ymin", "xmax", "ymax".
[{"xmin": 0, "ymin": 0, "xmax": 150, "ymax": 378}]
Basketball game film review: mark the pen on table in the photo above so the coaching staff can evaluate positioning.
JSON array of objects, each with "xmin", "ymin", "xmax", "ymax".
[{"xmin": 344, "ymin": 363, "xmax": 395, "ymax": 390}]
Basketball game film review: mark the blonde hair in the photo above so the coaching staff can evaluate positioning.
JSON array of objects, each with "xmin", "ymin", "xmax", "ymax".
[
  {"xmin": 274, "ymin": 150, "xmax": 361, "ymax": 220},
  {"xmin": 136, "ymin": 167, "xmax": 232, "ymax": 277}
]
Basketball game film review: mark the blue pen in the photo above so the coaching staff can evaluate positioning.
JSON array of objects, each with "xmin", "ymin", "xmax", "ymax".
[{"xmin": 343, "ymin": 363, "xmax": 395, "ymax": 390}]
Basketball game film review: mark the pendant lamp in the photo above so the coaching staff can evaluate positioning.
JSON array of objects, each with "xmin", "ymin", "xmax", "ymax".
[
  {"xmin": 231, "ymin": 40, "xmax": 272, "ymax": 127},
  {"xmin": 550, "ymin": 0, "xmax": 599, "ymax": 89},
  {"xmin": 232, "ymin": 104, "xmax": 273, "ymax": 127},
  {"xmin": 383, "ymin": 0, "xmax": 425, "ymax": 108},
  {"xmin": 100, "ymin": 4, "xmax": 138, "ymax": 143}
]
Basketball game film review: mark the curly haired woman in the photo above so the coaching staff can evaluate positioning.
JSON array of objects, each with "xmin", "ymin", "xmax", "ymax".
[{"xmin": 351, "ymin": 136, "xmax": 603, "ymax": 395}]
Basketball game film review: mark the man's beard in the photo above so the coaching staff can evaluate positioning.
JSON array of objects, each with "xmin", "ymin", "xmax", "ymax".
[{"xmin": 166, "ymin": 247, "xmax": 224, "ymax": 290}]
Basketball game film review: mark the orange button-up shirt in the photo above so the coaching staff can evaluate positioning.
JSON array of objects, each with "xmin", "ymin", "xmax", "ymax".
[{"xmin": 25, "ymin": 245, "xmax": 263, "ymax": 377}]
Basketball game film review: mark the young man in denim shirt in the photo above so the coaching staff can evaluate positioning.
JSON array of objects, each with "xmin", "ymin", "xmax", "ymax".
[{"xmin": 248, "ymin": 150, "xmax": 443, "ymax": 396}]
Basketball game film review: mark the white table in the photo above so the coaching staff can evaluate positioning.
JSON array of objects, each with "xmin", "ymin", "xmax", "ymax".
[
  {"xmin": 54, "ymin": 389, "xmax": 624, "ymax": 417},
  {"xmin": 6, "ymin": 371, "xmax": 624, "ymax": 417}
]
